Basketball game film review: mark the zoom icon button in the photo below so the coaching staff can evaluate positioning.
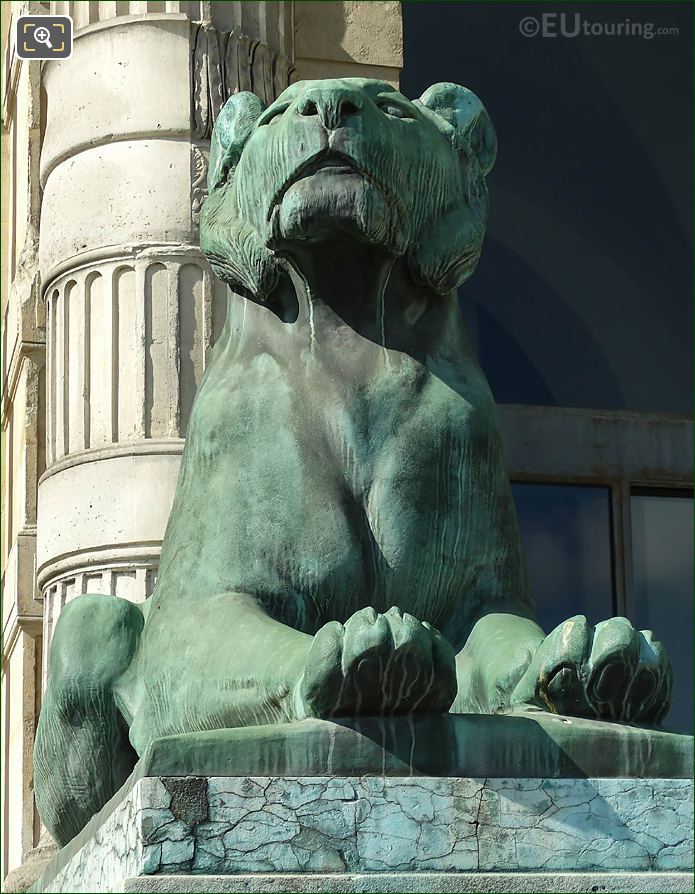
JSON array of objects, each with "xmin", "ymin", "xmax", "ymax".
[{"xmin": 17, "ymin": 16, "xmax": 72, "ymax": 60}]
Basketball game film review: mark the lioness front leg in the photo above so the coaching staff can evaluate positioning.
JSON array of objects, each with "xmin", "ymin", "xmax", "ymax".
[
  {"xmin": 298, "ymin": 606, "xmax": 458, "ymax": 718},
  {"xmin": 134, "ymin": 596, "xmax": 457, "ymax": 741},
  {"xmin": 453, "ymin": 612, "xmax": 672, "ymax": 723}
]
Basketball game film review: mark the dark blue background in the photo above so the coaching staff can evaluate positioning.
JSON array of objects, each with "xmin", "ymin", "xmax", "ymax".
[{"xmin": 402, "ymin": 2, "xmax": 692, "ymax": 412}]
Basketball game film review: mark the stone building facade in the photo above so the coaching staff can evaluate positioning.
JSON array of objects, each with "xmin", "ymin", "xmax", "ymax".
[{"xmin": 0, "ymin": 1, "xmax": 402, "ymax": 883}]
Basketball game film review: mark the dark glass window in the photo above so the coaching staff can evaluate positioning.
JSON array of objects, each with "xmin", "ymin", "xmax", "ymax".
[
  {"xmin": 631, "ymin": 492, "xmax": 694, "ymax": 734},
  {"xmin": 512, "ymin": 484, "xmax": 614, "ymax": 634},
  {"xmin": 401, "ymin": 2, "xmax": 692, "ymax": 412}
]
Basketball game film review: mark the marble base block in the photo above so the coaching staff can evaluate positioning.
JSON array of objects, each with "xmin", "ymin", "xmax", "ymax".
[
  {"xmin": 30, "ymin": 717, "xmax": 694, "ymax": 893},
  {"xmin": 31, "ymin": 773, "xmax": 693, "ymax": 892}
]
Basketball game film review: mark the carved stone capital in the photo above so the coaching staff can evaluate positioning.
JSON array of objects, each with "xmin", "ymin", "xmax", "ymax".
[{"xmin": 192, "ymin": 24, "xmax": 294, "ymax": 141}]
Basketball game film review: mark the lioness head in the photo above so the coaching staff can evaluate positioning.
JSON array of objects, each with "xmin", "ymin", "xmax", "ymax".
[{"xmin": 200, "ymin": 78, "xmax": 496, "ymax": 303}]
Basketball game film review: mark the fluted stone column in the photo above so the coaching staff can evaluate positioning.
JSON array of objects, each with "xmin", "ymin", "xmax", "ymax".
[
  {"xmin": 37, "ymin": 3, "xmax": 294, "ymax": 677},
  {"xmin": 3, "ymin": 3, "xmax": 401, "ymax": 885}
]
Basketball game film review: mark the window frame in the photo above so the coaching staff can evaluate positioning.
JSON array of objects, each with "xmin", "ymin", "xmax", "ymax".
[{"xmin": 499, "ymin": 405, "xmax": 693, "ymax": 622}]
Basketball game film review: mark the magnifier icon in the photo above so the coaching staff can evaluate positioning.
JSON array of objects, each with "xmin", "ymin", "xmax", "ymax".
[{"xmin": 34, "ymin": 26, "xmax": 53, "ymax": 49}]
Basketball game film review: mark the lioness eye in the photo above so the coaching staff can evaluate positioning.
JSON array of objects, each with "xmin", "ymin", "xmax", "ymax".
[{"xmin": 377, "ymin": 101, "xmax": 413, "ymax": 120}]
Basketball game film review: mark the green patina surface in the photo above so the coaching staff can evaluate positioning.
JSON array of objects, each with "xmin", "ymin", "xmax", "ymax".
[
  {"xmin": 34, "ymin": 79, "xmax": 683, "ymax": 850},
  {"xmin": 138, "ymin": 714, "xmax": 693, "ymax": 780}
]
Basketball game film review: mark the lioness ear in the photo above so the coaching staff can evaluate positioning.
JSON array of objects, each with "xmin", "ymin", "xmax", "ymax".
[
  {"xmin": 415, "ymin": 82, "xmax": 497, "ymax": 177},
  {"xmin": 208, "ymin": 92, "xmax": 266, "ymax": 192}
]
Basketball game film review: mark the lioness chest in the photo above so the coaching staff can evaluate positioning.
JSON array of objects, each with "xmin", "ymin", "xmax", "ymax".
[{"xmin": 171, "ymin": 342, "xmax": 493, "ymax": 632}]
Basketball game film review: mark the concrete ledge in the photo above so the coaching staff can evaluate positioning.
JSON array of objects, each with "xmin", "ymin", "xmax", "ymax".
[{"xmin": 123, "ymin": 872, "xmax": 695, "ymax": 894}]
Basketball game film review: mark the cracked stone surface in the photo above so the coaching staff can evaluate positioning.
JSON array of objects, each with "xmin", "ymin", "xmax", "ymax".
[
  {"xmin": 32, "ymin": 778, "xmax": 145, "ymax": 893},
  {"xmin": 32, "ymin": 776, "xmax": 694, "ymax": 892}
]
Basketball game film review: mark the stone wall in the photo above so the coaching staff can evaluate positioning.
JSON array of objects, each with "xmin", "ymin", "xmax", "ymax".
[
  {"xmin": 293, "ymin": 1, "xmax": 402, "ymax": 85},
  {"xmin": 1, "ymin": 1, "xmax": 46, "ymax": 881}
]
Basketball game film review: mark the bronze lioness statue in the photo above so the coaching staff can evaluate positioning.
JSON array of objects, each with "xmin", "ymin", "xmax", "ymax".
[{"xmin": 35, "ymin": 78, "xmax": 672, "ymax": 846}]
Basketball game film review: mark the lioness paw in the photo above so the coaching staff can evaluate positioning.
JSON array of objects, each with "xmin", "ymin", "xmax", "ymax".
[
  {"xmin": 297, "ymin": 606, "xmax": 457, "ymax": 718},
  {"xmin": 511, "ymin": 615, "xmax": 672, "ymax": 723}
]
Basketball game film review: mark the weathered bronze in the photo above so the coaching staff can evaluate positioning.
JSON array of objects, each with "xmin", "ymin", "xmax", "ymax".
[{"xmin": 34, "ymin": 79, "xmax": 673, "ymax": 848}]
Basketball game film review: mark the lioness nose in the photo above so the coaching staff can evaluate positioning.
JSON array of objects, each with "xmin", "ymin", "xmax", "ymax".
[{"xmin": 297, "ymin": 86, "xmax": 363, "ymax": 130}]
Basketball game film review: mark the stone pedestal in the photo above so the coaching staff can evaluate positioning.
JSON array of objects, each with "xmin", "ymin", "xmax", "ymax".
[{"xmin": 29, "ymin": 715, "xmax": 694, "ymax": 893}]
